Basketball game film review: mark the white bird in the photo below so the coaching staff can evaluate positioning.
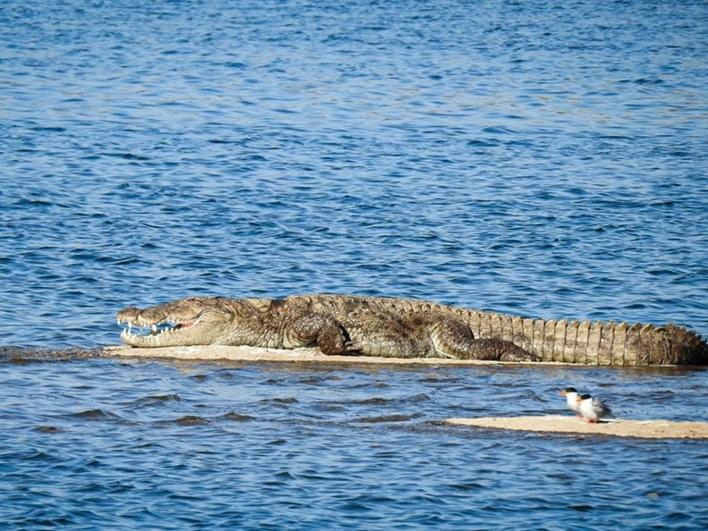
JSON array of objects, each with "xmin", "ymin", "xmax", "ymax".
[
  {"xmin": 576, "ymin": 393, "xmax": 614, "ymax": 423},
  {"xmin": 560, "ymin": 387, "xmax": 581, "ymax": 416}
]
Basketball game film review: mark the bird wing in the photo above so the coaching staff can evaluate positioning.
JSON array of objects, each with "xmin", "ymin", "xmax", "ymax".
[{"xmin": 592, "ymin": 397, "xmax": 613, "ymax": 416}]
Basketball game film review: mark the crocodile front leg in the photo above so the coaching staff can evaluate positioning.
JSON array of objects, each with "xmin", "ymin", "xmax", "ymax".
[{"xmin": 287, "ymin": 313, "xmax": 351, "ymax": 355}]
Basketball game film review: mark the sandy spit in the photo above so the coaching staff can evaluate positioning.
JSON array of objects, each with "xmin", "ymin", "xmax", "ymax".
[
  {"xmin": 446, "ymin": 415, "xmax": 708, "ymax": 439},
  {"xmin": 104, "ymin": 345, "xmax": 580, "ymax": 366}
]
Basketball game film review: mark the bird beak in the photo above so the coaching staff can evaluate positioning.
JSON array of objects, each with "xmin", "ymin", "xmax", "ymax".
[
  {"xmin": 560, "ymin": 391, "xmax": 566, "ymax": 396},
  {"xmin": 575, "ymin": 396, "xmax": 582, "ymax": 403}
]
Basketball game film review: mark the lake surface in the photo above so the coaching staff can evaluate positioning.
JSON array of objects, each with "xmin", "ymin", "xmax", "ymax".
[{"xmin": 1, "ymin": 0, "xmax": 707, "ymax": 528}]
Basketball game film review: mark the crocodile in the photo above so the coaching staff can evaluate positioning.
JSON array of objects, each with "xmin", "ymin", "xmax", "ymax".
[{"xmin": 116, "ymin": 294, "xmax": 708, "ymax": 366}]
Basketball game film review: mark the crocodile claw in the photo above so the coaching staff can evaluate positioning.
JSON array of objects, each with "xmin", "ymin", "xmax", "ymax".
[{"xmin": 345, "ymin": 340, "xmax": 363, "ymax": 353}]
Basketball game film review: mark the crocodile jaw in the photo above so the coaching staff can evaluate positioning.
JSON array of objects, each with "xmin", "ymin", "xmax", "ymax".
[
  {"xmin": 117, "ymin": 298, "xmax": 233, "ymax": 347},
  {"xmin": 119, "ymin": 320, "xmax": 208, "ymax": 347}
]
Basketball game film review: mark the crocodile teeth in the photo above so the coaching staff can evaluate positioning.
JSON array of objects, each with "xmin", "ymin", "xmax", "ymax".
[{"xmin": 119, "ymin": 318, "xmax": 194, "ymax": 342}]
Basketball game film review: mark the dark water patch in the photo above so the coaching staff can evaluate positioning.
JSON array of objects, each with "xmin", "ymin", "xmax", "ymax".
[
  {"xmin": 207, "ymin": 138, "xmax": 247, "ymax": 145},
  {"xmin": 518, "ymin": 389, "xmax": 548, "ymax": 402},
  {"xmin": 260, "ymin": 397, "xmax": 299, "ymax": 405},
  {"xmin": 173, "ymin": 415, "xmax": 210, "ymax": 426},
  {"xmin": 0, "ymin": 347, "xmax": 103, "ymax": 364},
  {"xmin": 622, "ymin": 389, "xmax": 675, "ymax": 400},
  {"xmin": 420, "ymin": 374, "xmax": 463, "ymax": 384},
  {"xmin": 348, "ymin": 397, "xmax": 393, "ymax": 406},
  {"xmin": 129, "ymin": 393, "xmax": 182, "ymax": 407},
  {"xmin": 100, "ymin": 152, "xmax": 152, "ymax": 161},
  {"xmin": 34, "ymin": 425, "xmax": 63, "ymax": 434},
  {"xmin": 67, "ymin": 409, "xmax": 124, "ymax": 421},
  {"xmin": 30, "ymin": 126, "xmax": 67, "ymax": 133},
  {"xmin": 109, "ymin": 257, "xmax": 144, "ymax": 266},
  {"xmin": 349, "ymin": 393, "xmax": 430, "ymax": 406},
  {"xmin": 13, "ymin": 198, "xmax": 54, "ymax": 208},
  {"xmin": 297, "ymin": 374, "xmax": 343, "ymax": 385},
  {"xmin": 314, "ymin": 403, "xmax": 346, "ymax": 413},
  {"xmin": 219, "ymin": 411, "xmax": 255, "ymax": 422},
  {"xmin": 481, "ymin": 126, "xmax": 517, "ymax": 136},
  {"xmin": 167, "ymin": 492, "xmax": 204, "ymax": 502},
  {"xmin": 354, "ymin": 413, "xmax": 421, "ymax": 424},
  {"xmin": 346, "ymin": 381, "xmax": 391, "ymax": 389}
]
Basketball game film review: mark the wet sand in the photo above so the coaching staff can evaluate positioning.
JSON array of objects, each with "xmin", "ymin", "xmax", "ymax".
[{"xmin": 446, "ymin": 415, "xmax": 708, "ymax": 439}]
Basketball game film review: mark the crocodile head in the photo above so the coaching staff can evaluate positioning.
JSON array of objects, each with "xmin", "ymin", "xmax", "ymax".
[{"xmin": 117, "ymin": 297, "xmax": 235, "ymax": 347}]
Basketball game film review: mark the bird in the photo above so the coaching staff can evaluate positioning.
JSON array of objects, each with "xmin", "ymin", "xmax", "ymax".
[
  {"xmin": 560, "ymin": 387, "xmax": 581, "ymax": 416},
  {"xmin": 576, "ymin": 393, "xmax": 614, "ymax": 423}
]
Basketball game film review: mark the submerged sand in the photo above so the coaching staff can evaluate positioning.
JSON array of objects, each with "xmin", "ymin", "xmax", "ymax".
[{"xmin": 446, "ymin": 415, "xmax": 708, "ymax": 439}]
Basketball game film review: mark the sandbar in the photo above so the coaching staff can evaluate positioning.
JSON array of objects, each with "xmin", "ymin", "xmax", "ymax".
[
  {"xmin": 105, "ymin": 345, "xmax": 580, "ymax": 366},
  {"xmin": 446, "ymin": 415, "xmax": 708, "ymax": 439}
]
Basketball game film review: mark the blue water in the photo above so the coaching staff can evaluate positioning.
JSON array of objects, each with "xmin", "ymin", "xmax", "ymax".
[{"xmin": 1, "ymin": 0, "xmax": 707, "ymax": 528}]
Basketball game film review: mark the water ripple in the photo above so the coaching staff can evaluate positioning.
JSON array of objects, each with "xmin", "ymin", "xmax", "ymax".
[{"xmin": 1, "ymin": 0, "xmax": 708, "ymax": 528}]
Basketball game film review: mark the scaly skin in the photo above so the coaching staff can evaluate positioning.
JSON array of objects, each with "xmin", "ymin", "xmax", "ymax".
[
  {"xmin": 117, "ymin": 295, "xmax": 537, "ymax": 362},
  {"xmin": 116, "ymin": 294, "xmax": 708, "ymax": 366}
]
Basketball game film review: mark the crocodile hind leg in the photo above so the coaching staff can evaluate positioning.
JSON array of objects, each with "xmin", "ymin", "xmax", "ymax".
[
  {"xmin": 467, "ymin": 338, "xmax": 540, "ymax": 362},
  {"xmin": 428, "ymin": 316, "xmax": 538, "ymax": 361},
  {"xmin": 287, "ymin": 313, "xmax": 351, "ymax": 355}
]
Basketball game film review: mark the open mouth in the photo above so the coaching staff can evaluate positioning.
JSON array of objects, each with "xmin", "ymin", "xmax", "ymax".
[{"xmin": 118, "ymin": 318, "xmax": 196, "ymax": 340}]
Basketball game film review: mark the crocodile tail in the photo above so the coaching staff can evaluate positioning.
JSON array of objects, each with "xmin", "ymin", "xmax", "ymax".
[
  {"xmin": 633, "ymin": 324, "xmax": 708, "ymax": 366},
  {"xmin": 462, "ymin": 310, "xmax": 708, "ymax": 366}
]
